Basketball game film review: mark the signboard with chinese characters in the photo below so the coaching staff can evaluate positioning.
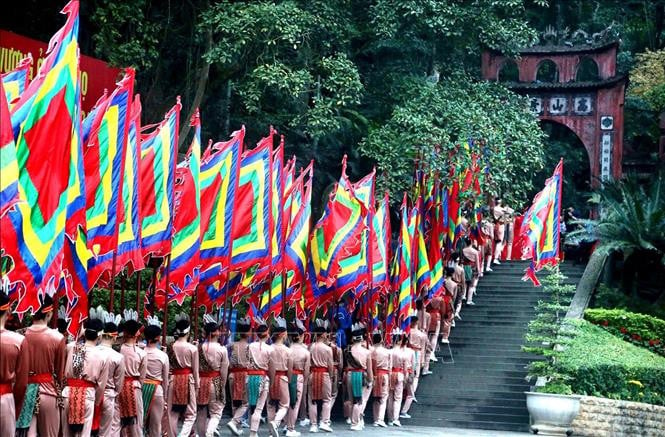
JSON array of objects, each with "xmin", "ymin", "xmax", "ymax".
[
  {"xmin": 548, "ymin": 96, "xmax": 568, "ymax": 115},
  {"xmin": 0, "ymin": 30, "xmax": 120, "ymax": 116},
  {"xmin": 600, "ymin": 132, "xmax": 612, "ymax": 182},
  {"xmin": 529, "ymin": 97, "xmax": 543, "ymax": 115},
  {"xmin": 573, "ymin": 96, "xmax": 593, "ymax": 115}
]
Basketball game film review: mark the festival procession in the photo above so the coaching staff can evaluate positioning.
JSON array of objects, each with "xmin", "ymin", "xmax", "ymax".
[{"xmin": 0, "ymin": 2, "xmax": 573, "ymax": 437}]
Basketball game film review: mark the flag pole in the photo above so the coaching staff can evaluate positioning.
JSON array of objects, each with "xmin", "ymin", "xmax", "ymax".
[
  {"xmin": 136, "ymin": 271, "xmax": 142, "ymax": 314},
  {"xmin": 162, "ymin": 255, "xmax": 171, "ymax": 346},
  {"xmin": 108, "ymin": 250, "xmax": 118, "ymax": 312},
  {"xmin": 120, "ymin": 271, "xmax": 126, "ymax": 314}
]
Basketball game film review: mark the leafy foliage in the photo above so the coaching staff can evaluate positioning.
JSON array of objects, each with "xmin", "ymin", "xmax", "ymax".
[
  {"xmin": 629, "ymin": 49, "xmax": 665, "ymax": 113},
  {"xmin": 557, "ymin": 319, "xmax": 665, "ymax": 406},
  {"xmin": 592, "ymin": 284, "xmax": 665, "ymax": 320},
  {"xmin": 361, "ymin": 76, "xmax": 545, "ymax": 204},
  {"xmin": 585, "ymin": 308, "xmax": 665, "ymax": 357}
]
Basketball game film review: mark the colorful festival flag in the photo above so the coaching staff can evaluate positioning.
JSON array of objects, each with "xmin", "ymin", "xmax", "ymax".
[
  {"xmin": 3, "ymin": 0, "xmax": 83, "ymax": 310},
  {"xmin": 393, "ymin": 194, "xmax": 414, "ymax": 330},
  {"xmin": 156, "ymin": 111, "xmax": 202, "ymax": 304},
  {"xmin": 140, "ymin": 99, "xmax": 180, "ymax": 258},
  {"xmin": 0, "ymin": 80, "xmax": 20, "ymax": 218},
  {"xmin": 519, "ymin": 160, "xmax": 563, "ymax": 286},
  {"xmin": 1, "ymin": 55, "xmax": 32, "ymax": 110}
]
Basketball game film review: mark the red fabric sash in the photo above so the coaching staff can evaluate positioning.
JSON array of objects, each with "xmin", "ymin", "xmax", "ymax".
[
  {"xmin": 391, "ymin": 367, "xmax": 404, "ymax": 373},
  {"xmin": 172, "ymin": 368, "xmax": 192, "ymax": 375},
  {"xmin": 270, "ymin": 370, "xmax": 288, "ymax": 399},
  {"xmin": 311, "ymin": 370, "xmax": 325, "ymax": 401},
  {"xmin": 310, "ymin": 366, "xmax": 328, "ymax": 373},
  {"xmin": 246, "ymin": 370, "xmax": 267, "ymax": 376},
  {"xmin": 67, "ymin": 378, "xmax": 93, "ymax": 428},
  {"xmin": 67, "ymin": 378, "xmax": 95, "ymax": 388},
  {"xmin": 230, "ymin": 370, "xmax": 247, "ymax": 401},
  {"xmin": 92, "ymin": 393, "xmax": 104, "ymax": 432},
  {"xmin": 118, "ymin": 377, "xmax": 139, "ymax": 420},
  {"xmin": 372, "ymin": 372, "xmax": 389, "ymax": 397},
  {"xmin": 28, "ymin": 373, "xmax": 53, "ymax": 384},
  {"xmin": 199, "ymin": 370, "xmax": 220, "ymax": 378},
  {"xmin": 292, "ymin": 369, "xmax": 304, "ymax": 375},
  {"xmin": 0, "ymin": 383, "xmax": 12, "ymax": 395}
]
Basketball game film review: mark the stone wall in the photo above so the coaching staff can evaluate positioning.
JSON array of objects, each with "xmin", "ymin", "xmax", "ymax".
[{"xmin": 571, "ymin": 396, "xmax": 665, "ymax": 436}]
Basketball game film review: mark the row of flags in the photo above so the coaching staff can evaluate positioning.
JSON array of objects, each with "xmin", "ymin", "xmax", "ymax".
[{"xmin": 0, "ymin": 1, "xmax": 563, "ymax": 336}]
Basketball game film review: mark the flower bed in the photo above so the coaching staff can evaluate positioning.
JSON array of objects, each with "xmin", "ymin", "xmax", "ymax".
[{"xmin": 584, "ymin": 308, "xmax": 665, "ymax": 357}]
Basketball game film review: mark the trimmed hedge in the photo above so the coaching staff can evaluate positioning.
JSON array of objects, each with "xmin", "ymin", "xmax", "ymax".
[
  {"xmin": 584, "ymin": 308, "xmax": 665, "ymax": 357},
  {"xmin": 557, "ymin": 320, "xmax": 665, "ymax": 406}
]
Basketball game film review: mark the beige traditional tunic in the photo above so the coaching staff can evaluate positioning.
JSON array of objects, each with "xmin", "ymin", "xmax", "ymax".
[
  {"xmin": 268, "ymin": 342, "xmax": 292, "ymax": 427},
  {"xmin": 347, "ymin": 342, "xmax": 373, "ymax": 426},
  {"xmin": 371, "ymin": 344, "xmax": 391, "ymax": 423},
  {"xmin": 144, "ymin": 345, "xmax": 169, "ymax": 437},
  {"xmin": 97, "ymin": 344, "xmax": 124, "ymax": 437},
  {"xmin": 167, "ymin": 340, "xmax": 199, "ymax": 437},
  {"xmin": 119, "ymin": 343, "xmax": 147, "ymax": 437},
  {"xmin": 0, "ymin": 328, "xmax": 27, "ymax": 436},
  {"xmin": 286, "ymin": 341, "xmax": 310, "ymax": 431},
  {"xmin": 23, "ymin": 324, "xmax": 67, "ymax": 437},
  {"xmin": 308, "ymin": 340, "xmax": 334, "ymax": 426},
  {"xmin": 196, "ymin": 341, "xmax": 227, "ymax": 437}
]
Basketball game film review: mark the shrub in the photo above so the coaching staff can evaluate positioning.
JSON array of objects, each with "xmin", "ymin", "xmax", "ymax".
[
  {"xmin": 584, "ymin": 308, "xmax": 665, "ymax": 357},
  {"xmin": 556, "ymin": 319, "xmax": 665, "ymax": 406}
]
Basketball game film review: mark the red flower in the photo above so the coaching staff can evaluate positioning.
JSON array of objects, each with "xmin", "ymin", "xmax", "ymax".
[
  {"xmin": 620, "ymin": 327, "xmax": 627, "ymax": 334},
  {"xmin": 649, "ymin": 340, "xmax": 657, "ymax": 346},
  {"xmin": 601, "ymin": 320, "xmax": 609, "ymax": 326},
  {"xmin": 632, "ymin": 334, "xmax": 641, "ymax": 341}
]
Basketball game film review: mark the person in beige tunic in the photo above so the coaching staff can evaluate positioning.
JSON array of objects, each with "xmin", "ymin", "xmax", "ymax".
[
  {"xmin": 481, "ymin": 218, "xmax": 495, "ymax": 273},
  {"xmin": 416, "ymin": 300, "xmax": 433, "ymax": 376},
  {"xmin": 167, "ymin": 314, "xmax": 199, "ymax": 437},
  {"xmin": 19, "ymin": 294, "xmax": 67, "ymax": 437},
  {"xmin": 118, "ymin": 310, "xmax": 147, "ymax": 437},
  {"xmin": 346, "ymin": 322, "xmax": 373, "ymax": 431},
  {"xmin": 0, "ymin": 285, "xmax": 28, "ymax": 437},
  {"xmin": 94, "ymin": 308, "xmax": 125, "ymax": 437},
  {"xmin": 492, "ymin": 198, "xmax": 507, "ymax": 264},
  {"xmin": 196, "ymin": 314, "xmax": 228, "ymax": 437},
  {"xmin": 61, "ymin": 317, "xmax": 109, "ymax": 437},
  {"xmin": 401, "ymin": 317, "xmax": 427, "ymax": 417},
  {"xmin": 386, "ymin": 329, "xmax": 409, "ymax": 427},
  {"xmin": 308, "ymin": 319, "xmax": 334, "ymax": 433},
  {"xmin": 286, "ymin": 319, "xmax": 309, "ymax": 437},
  {"xmin": 462, "ymin": 238, "xmax": 481, "ymax": 305},
  {"xmin": 226, "ymin": 317, "xmax": 252, "ymax": 436},
  {"xmin": 426, "ymin": 297, "xmax": 442, "ymax": 360},
  {"xmin": 247, "ymin": 317, "xmax": 272, "ymax": 437},
  {"xmin": 449, "ymin": 254, "xmax": 466, "ymax": 320},
  {"xmin": 370, "ymin": 330, "xmax": 391, "ymax": 427},
  {"xmin": 441, "ymin": 268, "xmax": 458, "ymax": 343},
  {"xmin": 142, "ymin": 317, "xmax": 169, "ymax": 437},
  {"xmin": 267, "ymin": 316, "xmax": 292, "ymax": 437}
]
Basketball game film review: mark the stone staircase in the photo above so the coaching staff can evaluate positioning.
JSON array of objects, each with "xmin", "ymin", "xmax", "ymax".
[{"xmin": 409, "ymin": 260, "xmax": 586, "ymax": 432}]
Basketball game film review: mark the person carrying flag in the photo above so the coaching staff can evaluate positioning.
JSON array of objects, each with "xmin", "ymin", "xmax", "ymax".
[
  {"xmin": 0, "ymin": 282, "xmax": 28, "ymax": 437},
  {"xmin": 286, "ymin": 319, "xmax": 310, "ymax": 437},
  {"xmin": 167, "ymin": 314, "xmax": 199, "ymax": 437},
  {"xmin": 196, "ymin": 314, "xmax": 228, "ymax": 437},
  {"xmin": 142, "ymin": 316, "xmax": 169, "ymax": 437},
  {"xmin": 118, "ymin": 309, "xmax": 147, "ymax": 437},
  {"xmin": 17, "ymin": 294, "xmax": 66, "ymax": 437}
]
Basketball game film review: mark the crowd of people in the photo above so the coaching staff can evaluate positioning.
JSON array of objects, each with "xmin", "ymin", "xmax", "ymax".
[{"xmin": 0, "ymin": 199, "xmax": 517, "ymax": 437}]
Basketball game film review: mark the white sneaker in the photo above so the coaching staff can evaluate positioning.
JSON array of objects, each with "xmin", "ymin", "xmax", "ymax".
[
  {"xmin": 493, "ymin": 259, "xmax": 501, "ymax": 265},
  {"xmin": 467, "ymin": 301, "xmax": 475, "ymax": 306},
  {"xmin": 486, "ymin": 267, "xmax": 493, "ymax": 272},
  {"xmin": 350, "ymin": 423, "xmax": 363, "ymax": 431},
  {"xmin": 318, "ymin": 423, "xmax": 333, "ymax": 433},
  {"xmin": 286, "ymin": 431, "xmax": 301, "ymax": 437},
  {"xmin": 269, "ymin": 421, "xmax": 280, "ymax": 437},
  {"xmin": 387, "ymin": 421, "xmax": 394, "ymax": 426},
  {"xmin": 399, "ymin": 412, "xmax": 411, "ymax": 419},
  {"xmin": 422, "ymin": 370, "xmax": 433, "ymax": 376},
  {"xmin": 345, "ymin": 418, "xmax": 351, "ymax": 425},
  {"xmin": 393, "ymin": 420, "xmax": 402, "ymax": 427},
  {"xmin": 227, "ymin": 421, "xmax": 243, "ymax": 436},
  {"xmin": 455, "ymin": 313, "xmax": 461, "ymax": 320},
  {"xmin": 441, "ymin": 338, "xmax": 449, "ymax": 344},
  {"xmin": 241, "ymin": 419, "xmax": 250, "ymax": 428},
  {"xmin": 451, "ymin": 320, "xmax": 456, "ymax": 327},
  {"xmin": 374, "ymin": 420, "xmax": 387, "ymax": 427},
  {"xmin": 299, "ymin": 419, "xmax": 310, "ymax": 427},
  {"xmin": 309, "ymin": 425, "xmax": 318, "ymax": 433},
  {"xmin": 430, "ymin": 356, "xmax": 438, "ymax": 362}
]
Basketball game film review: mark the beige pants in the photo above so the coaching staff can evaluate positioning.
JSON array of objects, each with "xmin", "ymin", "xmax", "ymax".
[
  {"xmin": 168, "ymin": 376, "xmax": 197, "ymax": 437},
  {"xmin": 0, "ymin": 393, "xmax": 16, "ymax": 437},
  {"xmin": 386, "ymin": 373, "xmax": 404, "ymax": 422},
  {"xmin": 61, "ymin": 386, "xmax": 95, "ymax": 437},
  {"xmin": 401, "ymin": 374, "xmax": 416, "ymax": 414},
  {"xmin": 286, "ymin": 374, "xmax": 304, "ymax": 430},
  {"xmin": 28, "ymin": 391, "xmax": 61, "ymax": 437},
  {"xmin": 372, "ymin": 373, "xmax": 390, "ymax": 423},
  {"xmin": 145, "ymin": 384, "xmax": 165, "ymax": 437},
  {"xmin": 196, "ymin": 382, "xmax": 225, "ymax": 437},
  {"xmin": 267, "ymin": 375, "xmax": 290, "ymax": 426},
  {"xmin": 231, "ymin": 375, "xmax": 269, "ymax": 434},
  {"xmin": 346, "ymin": 372, "xmax": 372, "ymax": 426},
  {"xmin": 100, "ymin": 390, "xmax": 121, "ymax": 437},
  {"xmin": 308, "ymin": 372, "xmax": 332, "ymax": 426}
]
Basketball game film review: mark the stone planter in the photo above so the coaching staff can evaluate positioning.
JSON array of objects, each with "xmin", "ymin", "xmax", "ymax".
[{"xmin": 526, "ymin": 391, "xmax": 582, "ymax": 435}]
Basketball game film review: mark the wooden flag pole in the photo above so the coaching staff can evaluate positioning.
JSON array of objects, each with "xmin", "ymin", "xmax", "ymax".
[
  {"xmin": 120, "ymin": 272, "xmax": 126, "ymax": 314},
  {"xmin": 162, "ymin": 255, "xmax": 171, "ymax": 346},
  {"xmin": 136, "ymin": 272, "xmax": 142, "ymax": 314},
  {"xmin": 108, "ymin": 251, "xmax": 118, "ymax": 312}
]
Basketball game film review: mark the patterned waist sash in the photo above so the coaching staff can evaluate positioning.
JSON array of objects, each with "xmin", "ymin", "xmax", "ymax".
[
  {"xmin": 16, "ymin": 373, "xmax": 53, "ymax": 433},
  {"xmin": 197, "ymin": 371, "xmax": 223, "ymax": 406},
  {"xmin": 372, "ymin": 370, "xmax": 389, "ymax": 397},
  {"xmin": 247, "ymin": 371, "xmax": 267, "ymax": 407},
  {"xmin": 142, "ymin": 379, "xmax": 161, "ymax": 425},
  {"xmin": 270, "ymin": 370, "xmax": 288, "ymax": 400},
  {"xmin": 348, "ymin": 369, "xmax": 364, "ymax": 400},
  {"xmin": 118, "ymin": 376, "xmax": 140, "ymax": 426},
  {"xmin": 171, "ymin": 368, "xmax": 192, "ymax": 411},
  {"xmin": 67, "ymin": 378, "xmax": 94, "ymax": 432},
  {"xmin": 0, "ymin": 383, "xmax": 12, "ymax": 395},
  {"xmin": 230, "ymin": 368, "xmax": 248, "ymax": 401}
]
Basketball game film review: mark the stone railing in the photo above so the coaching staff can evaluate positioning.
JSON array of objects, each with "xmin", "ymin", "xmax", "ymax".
[{"xmin": 571, "ymin": 396, "xmax": 665, "ymax": 436}]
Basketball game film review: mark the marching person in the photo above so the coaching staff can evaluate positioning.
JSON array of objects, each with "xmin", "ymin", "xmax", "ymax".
[
  {"xmin": 427, "ymin": 296, "xmax": 442, "ymax": 361},
  {"xmin": 387, "ymin": 329, "xmax": 409, "ymax": 427},
  {"xmin": 481, "ymin": 217, "xmax": 495, "ymax": 273},
  {"xmin": 167, "ymin": 313, "xmax": 199, "ymax": 437},
  {"xmin": 441, "ymin": 267, "xmax": 458, "ymax": 344},
  {"xmin": 462, "ymin": 238, "xmax": 481, "ymax": 305},
  {"xmin": 94, "ymin": 308, "xmax": 125, "ymax": 437},
  {"xmin": 245, "ymin": 316, "xmax": 272, "ymax": 437},
  {"xmin": 118, "ymin": 309, "xmax": 147, "ymax": 437},
  {"xmin": 400, "ymin": 316, "xmax": 426, "ymax": 419},
  {"xmin": 327, "ymin": 321, "xmax": 343, "ymax": 428},
  {"xmin": 142, "ymin": 316, "xmax": 169, "ymax": 437},
  {"xmin": 492, "ymin": 197, "xmax": 507, "ymax": 264},
  {"xmin": 196, "ymin": 314, "xmax": 228, "ymax": 437},
  {"xmin": 0, "ymin": 283, "xmax": 28, "ymax": 436},
  {"xmin": 449, "ymin": 253, "xmax": 466, "ymax": 319},
  {"xmin": 504, "ymin": 205, "xmax": 516, "ymax": 260},
  {"xmin": 370, "ymin": 329, "xmax": 391, "ymax": 427},
  {"xmin": 17, "ymin": 294, "xmax": 67, "ymax": 437},
  {"xmin": 308, "ymin": 319, "xmax": 334, "ymax": 433},
  {"xmin": 345, "ymin": 321, "xmax": 373, "ymax": 431},
  {"xmin": 226, "ymin": 317, "xmax": 252, "ymax": 436},
  {"xmin": 416, "ymin": 300, "xmax": 433, "ymax": 376},
  {"xmin": 267, "ymin": 316, "xmax": 292, "ymax": 437},
  {"xmin": 61, "ymin": 313, "xmax": 109, "ymax": 437},
  {"xmin": 286, "ymin": 319, "xmax": 309, "ymax": 437}
]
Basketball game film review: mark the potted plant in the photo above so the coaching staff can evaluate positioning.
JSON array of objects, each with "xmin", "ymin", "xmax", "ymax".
[{"xmin": 522, "ymin": 266, "xmax": 581, "ymax": 435}]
